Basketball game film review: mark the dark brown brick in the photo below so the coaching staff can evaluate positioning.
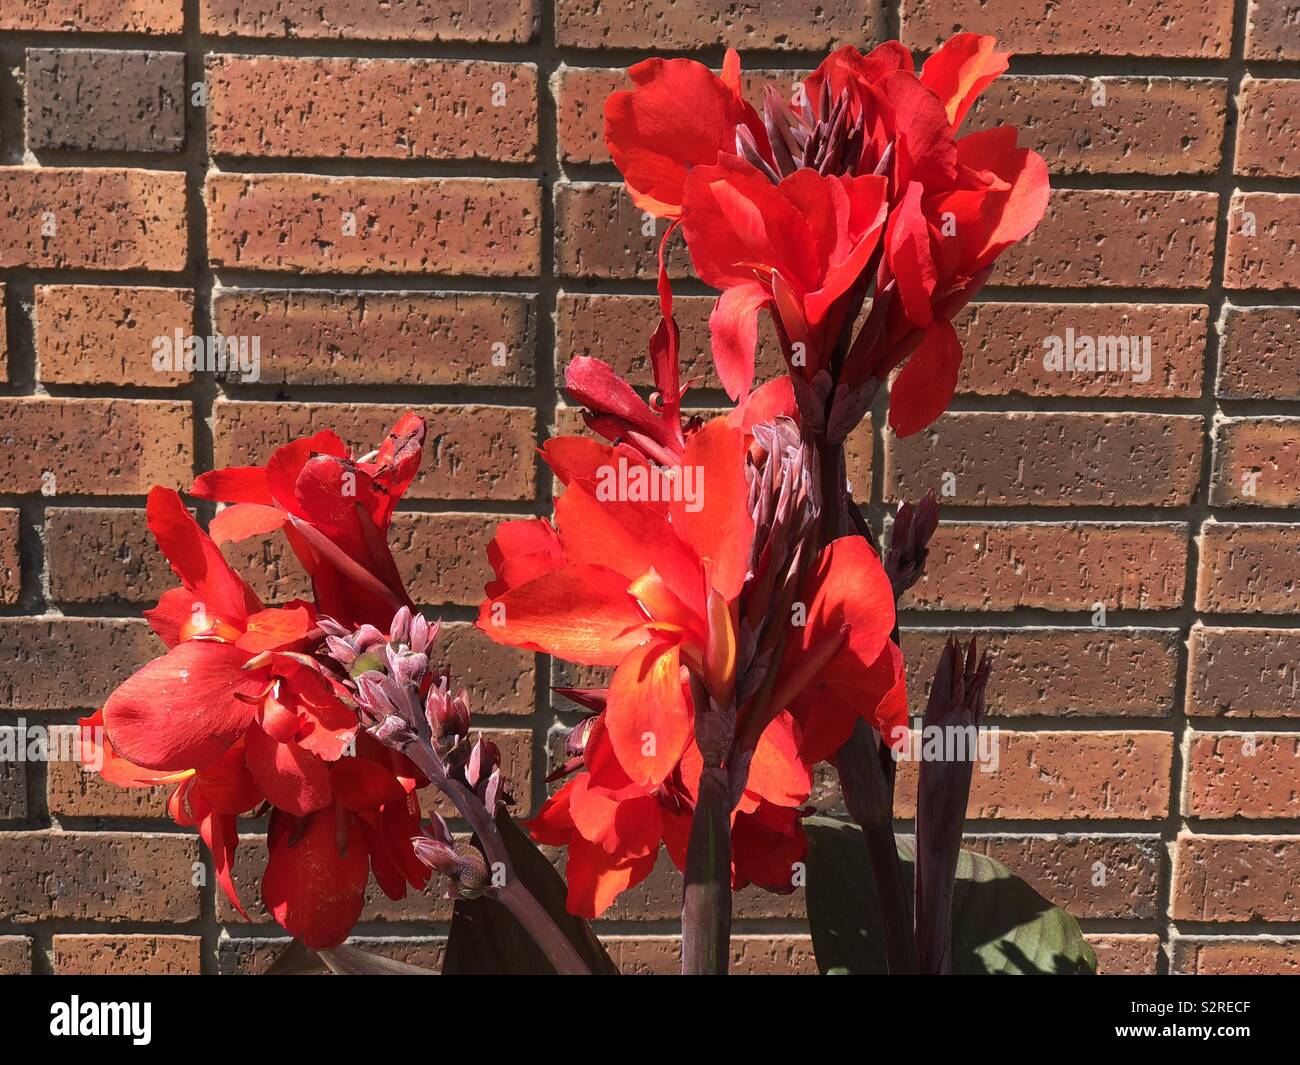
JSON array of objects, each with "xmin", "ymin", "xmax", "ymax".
[
  {"xmin": 208, "ymin": 56, "xmax": 537, "ymax": 162},
  {"xmin": 210, "ymin": 289, "xmax": 535, "ymax": 387},
  {"xmin": 0, "ymin": 168, "xmax": 187, "ymax": 271},
  {"xmin": 26, "ymin": 49, "xmax": 185, "ymax": 153},
  {"xmin": 206, "ymin": 174, "xmax": 541, "ymax": 276},
  {"xmin": 968, "ymin": 76, "xmax": 1225, "ymax": 175},
  {"xmin": 1173, "ymin": 835, "xmax": 1300, "ymax": 921},
  {"xmin": 554, "ymin": 183, "xmax": 692, "ymax": 280},
  {"xmin": 993, "ymin": 189, "xmax": 1218, "ymax": 288},
  {"xmin": 0, "ymin": 617, "xmax": 160, "ymax": 711},
  {"xmin": 954, "ymin": 302, "xmax": 1207, "ymax": 399},
  {"xmin": 1245, "ymin": 0, "xmax": 1300, "ymax": 60},
  {"xmin": 1225, "ymin": 193, "xmax": 1300, "ymax": 290},
  {"xmin": 0, "ymin": 398, "xmax": 192, "ymax": 495},
  {"xmin": 901, "ymin": 522, "xmax": 1189, "ymax": 612},
  {"xmin": 54, "ymin": 934, "xmax": 201, "ymax": 975},
  {"xmin": 1211, "ymin": 418, "xmax": 1300, "ymax": 507},
  {"xmin": 0, "ymin": 831, "xmax": 200, "ymax": 922},
  {"xmin": 0, "ymin": 937, "xmax": 32, "ymax": 975},
  {"xmin": 886, "ymin": 412, "xmax": 1203, "ymax": 507},
  {"xmin": 200, "ymin": 0, "xmax": 538, "ymax": 41},
  {"xmin": 1196, "ymin": 523, "xmax": 1300, "ymax": 613},
  {"xmin": 1187, "ymin": 626, "xmax": 1300, "ymax": 719},
  {"xmin": 36, "ymin": 285, "xmax": 193, "ymax": 387},
  {"xmin": 901, "ymin": 0, "xmax": 1233, "ymax": 57},
  {"xmin": 902, "ymin": 628, "xmax": 1180, "ymax": 718},
  {"xmin": 0, "ymin": 729, "xmax": 28, "ymax": 821},
  {"xmin": 1218, "ymin": 306, "xmax": 1300, "ymax": 399},
  {"xmin": 602, "ymin": 934, "xmax": 816, "ymax": 975}
]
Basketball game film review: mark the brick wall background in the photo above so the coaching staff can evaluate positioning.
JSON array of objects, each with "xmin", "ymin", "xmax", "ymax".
[{"xmin": 0, "ymin": 0, "xmax": 1297, "ymax": 976}]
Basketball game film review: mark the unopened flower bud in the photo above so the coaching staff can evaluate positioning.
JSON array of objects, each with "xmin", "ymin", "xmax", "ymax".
[
  {"xmin": 389, "ymin": 606, "xmax": 412, "ymax": 648},
  {"xmin": 886, "ymin": 490, "xmax": 940, "ymax": 601},
  {"xmin": 413, "ymin": 831, "xmax": 491, "ymax": 899}
]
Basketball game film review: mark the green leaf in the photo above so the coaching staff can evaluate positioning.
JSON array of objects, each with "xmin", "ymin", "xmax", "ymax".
[
  {"xmin": 804, "ymin": 816, "xmax": 1096, "ymax": 975},
  {"xmin": 441, "ymin": 813, "xmax": 619, "ymax": 975}
]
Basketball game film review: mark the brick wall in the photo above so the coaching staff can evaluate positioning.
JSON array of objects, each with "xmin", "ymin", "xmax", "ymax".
[{"xmin": 0, "ymin": 0, "xmax": 1296, "ymax": 976}]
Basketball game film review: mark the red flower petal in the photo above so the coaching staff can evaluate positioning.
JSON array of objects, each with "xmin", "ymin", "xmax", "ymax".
[
  {"xmin": 245, "ymin": 722, "xmax": 333, "ymax": 817},
  {"xmin": 208, "ymin": 502, "xmax": 286, "ymax": 546},
  {"xmin": 671, "ymin": 417, "xmax": 754, "ymax": 603},
  {"xmin": 708, "ymin": 282, "xmax": 771, "ymax": 402},
  {"xmin": 604, "ymin": 638, "xmax": 691, "ymax": 788},
  {"xmin": 920, "ymin": 33, "xmax": 1010, "ymax": 128},
  {"xmin": 888, "ymin": 317, "xmax": 963, "ymax": 438}
]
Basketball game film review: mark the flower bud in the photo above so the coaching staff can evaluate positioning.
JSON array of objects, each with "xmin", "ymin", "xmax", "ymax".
[{"xmin": 413, "ymin": 826, "xmax": 492, "ymax": 900}]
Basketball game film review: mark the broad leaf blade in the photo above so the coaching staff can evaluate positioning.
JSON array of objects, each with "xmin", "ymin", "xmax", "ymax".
[
  {"xmin": 319, "ymin": 945, "xmax": 438, "ymax": 975},
  {"xmin": 441, "ymin": 813, "xmax": 618, "ymax": 975},
  {"xmin": 804, "ymin": 816, "xmax": 1095, "ymax": 975}
]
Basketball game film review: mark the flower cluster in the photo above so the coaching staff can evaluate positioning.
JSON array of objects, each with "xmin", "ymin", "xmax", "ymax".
[{"xmin": 82, "ymin": 415, "xmax": 433, "ymax": 949}]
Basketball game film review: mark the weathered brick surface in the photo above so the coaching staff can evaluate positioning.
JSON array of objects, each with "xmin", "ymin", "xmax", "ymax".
[
  {"xmin": 901, "ymin": 628, "xmax": 1180, "ymax": 718},
  {"xmin": 211, "ymin": 290, "xmax": 535, "ymax": 387},
  {"xmin": 208, "ymin": 57, "xmax": 537, "ymax": 162},
  {"xmin": 993, "ymin": 190, "xmax": 1218, "ymax": 288},
  {"xmin": 0, "ymin": 169, "xmax": 187, "ymax": 271},
  {"xmin": 35, "ymin": 285, "xmax": 193, "ymax": 387},
  {"xmin": 901, "ymin": 522, "xmax": 1189, "ymax": 612},
  {"xmin": 212, "ymin": 401, "xmax": 536, "ymax": 501},
  {"xmin": 1210, "ymin": 418, "xmax": 1300, "ymax": 507},
  {"xmin": 0, "ymin": 618, "xmax": 159, "ymax": 711},
  {"xmin": 0, "ymin": 937, "xmax": 33, "ymax": 975},
  {"xmin": 1245, "ymin": 0, "xmax": 1300, "ymax": 60},
  {"xmin": 886, "ymin": 412, "xmax": 1203, "ymax": 507},
  {"xmin": 1184, "ymin": 733, "xmax": 1300, "ymax": 819},
  {"xmin": 0, "ymin": 832, "xmax": 200, "ymax": 922},
  {"xmin": 53, "ymin": 935, "xmax": 201, "ymax": 975},
  {"xmin": 1089, "ymin": 934, "xmax": 1160, "ymax": 975},
  {"xmin": 1, "ymin": 2, "xmax": 183, "ymax": 33},
  {"xmin": 1172, "ymin": 938, "xmax": 1300, "ymax": 975},
  {"xmin": 1226, "ymin": 193, "xmax": 1300, "ymax": 290},
  {"xmin": 1235, "ymin": 78, "xmax": 1300, "ymax": 178},
  {"xmin": 1218, "ymin": 307, "xmax": 1300, "ymax": 399},
  {"xmin": 954, "ymin": 303, "xmax": 1207, "ymax": 399},
  {"xmin": 1196, "ymin": 523, "xmax": 1300, "ymax": 613},
  {"xmin": 554, "ymin": 183, "xmax": 693, "ymax": 280},
  {"xmin": 26, "ymin": 49, "xmax": 186, "ymax": 153},
  {"xmin": 47, "ymin": 725, "xmax": 169, "ymax": 819},
  {"xmin": 1172, "ymin": 835, "xmax": 1300, "ymax": 921},
  {"xmin": 0, "ymin": 729, "xmax": 29, "ymax": 821},
  {"xmin": 900, "ymin": 0, "xmax": 1234, "ymax": 57},
  {"xmin": 0, "ymin": 398, "xmax": 192, "ymax": 495},
  {"xmin": 1187, "ymin": 626, "xmax": 1300, "ymax": 718},
  {"xmin": 206, "ymin": 174, "xmax": 542, "ymax": 276},
  {"xmin": 200, "ymin": 0, "xmax": 539, "ymax": 41},
  {"xmin": 0, "ymin": 509, "xmax": 19, "ymax": 605},
  {"xmin": 893, "ymin": 731, "xmax": 1173, "ymax": 820}
]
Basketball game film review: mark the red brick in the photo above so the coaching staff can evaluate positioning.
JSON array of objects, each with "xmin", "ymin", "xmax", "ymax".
[
  {"xmin": 601, "ymin": 935, "xmax": 816, "ymax": 975},
  {"xmin": 0, "ymin": 617, "xmax": 159, "ymax": 711},
  {"xmin": 1187, "ymin": 626, "xmax": 1300, "ymax": 719},
  {"xmin": 0, "ymin": 1, "xmax": 182, "ymax": 33},
  {"xmin": 0, "ymin": 937, "xmax": 32, "ymax": 975},
  {"xmin": 0, "ymin": 832, "xmax": 200, "ymax": 922},
  {"xmin": 968, "ymin": 76, "xmax": 1225, "ymax": 175},
  {"xmin": 208, "ymin": 56, "xmax": 537, "ymax": 163},
  {"xmin": 1211, "ymin": 418, "xmax": 1300, "ymax": 507},
  {"xmin": 1172, "ymin": 937, "xmax": 1300, "ymax": 975},
  {"xmin": 200, "ymin": 0, "xmax": 537, "ymax": 41},
  {"xmin": 35, "ymin": 285, "xmax": 193, "ymax": 387},
  {"xmin": 953, "ymin": 303, "xmax": 1207, "ymax": 399},
  {"xmin": 0, "ymin": 168, "xmax": 186, "ymax": 271},
  {"xmin": 47, "ymin": 725, "xmax": 170, "ymax": 819},
  {"xmin": 1185, "ymin": 733, "xmax": 1300, "ymax": 818},
  {"xmin": 1196, "ymin": 523, "xmax": 1300, "ymax": 613},
  {"xmin": 1245, "ymin": 0, "xmax": 1300, "ymax": 60},
  {"xmin": 900, "ymin": 0, "xmax": 1232, "ymax": 58},
  {"xmin": 1173, "ymin": 835, "xmax": 1300, "ymax": 921},
  {"xmin": 211, "ymin": 400, "xmax": 536, "ymax": 501},
  {"xmin": 0, "ymin": 509, "xmax": 18, "ymax": 605},
  {"xmin": 886, "ymin": 412, "xmax": 1203, "ymax": 507},
  {"xmin": 1089, "ymin": 934, "xmax": 1160, "ymax": 975},
  {"xmin": 554, "ymin": 183, "xmax": 692, "ymax": 280},
  {"xmin": 1235, "ymin": 78, "xmax": 1300, "ymax": 178},
  {"xmin": 1226, "ymin": 193, "xmax": 1300, "ymax": 290},
  {"xmin": 210, "ymin": 289, "xmax": 535, "ymax": 387},
  {"xmin": 993, "ymin": 189, "xmax": 1217, "ymax": 288},
  {"xmin": 892, "ymin": 731, "xmax": 1173, "ymax": 820},
  {"xmin": 54, "ymin": 935, "xmax": 201, "ymax": 975},
  {"xmin": 45, "ymin": 507, "xmax": 171, "ymax": 605},
  {"xmin": 0, "ymin": 398, "xmax": 192, "ymax": 496},
  {"xmin": 1218, "ymin": 307, "xmax": 1300, "ymax": 399},
  {"xmin": 902, "ymin": 628, "xmax": 1179, "ymax": 718},
  {"xmin": 592, "ymin": 851, "xmax": 803, "ymax": 922},
  {"xmin": 554, "ymin": 0, "xmax": 883, "ymax": 50},
  {"xmin": 206, "ymin": 174, "xmax": 541, "ymax": 277},
  {"xmin": 901, "ymin": 522, "xmax": 1189, "ymax": 612}
]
